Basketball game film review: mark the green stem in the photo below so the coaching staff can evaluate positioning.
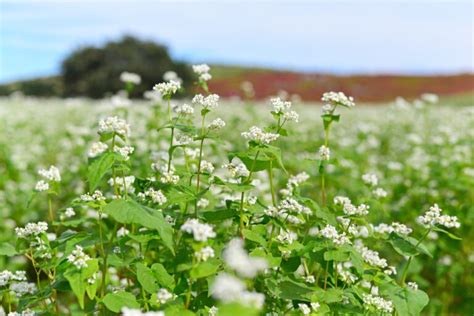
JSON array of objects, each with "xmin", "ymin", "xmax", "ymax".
[
  {"xmin": 48, "ymin": 194, "xmax": 54, "ymax": 222},
  {"xmin": 239, "ymin": 150, "xmax": 260, "ymax": 238},
  {"xmin": 400, "ymin": 228, "xmax": 431, "ymax": 285},
  {"xmin": 321, "ymin": 123, "xmax": 331, "ymax": 207},
  {"xmin": 194, "ymin": 115, "xmax": 206, "ymax": 217},
  {"xmin": 167, "ymin": 127, "xmax": 175, "ymax": 172},
  {"xmin": 111, "ymin": 134, "xmax": 119, "ymax": 196}
]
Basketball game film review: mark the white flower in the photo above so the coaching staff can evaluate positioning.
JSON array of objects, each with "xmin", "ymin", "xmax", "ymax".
[
  {"xmin": 321, "ymin": 91, "xmax": 355, "ymax": 108},
  {"xmin": 319, "ymin": 145, "xmax": 330, "ymax": 161},
  {"xmin": 116, "ymin": 227, "xmax": 130, "ymax": 238},
  {"xmin": 271, "ymin": 97, "xmax": 292, "ymax": 114},
  {"xmin": 343, "ymin": 203, "xmax": 370, "ymax": 216},
  {"xmin": 15, "ymin": 222, "xmax": 48, "ymax": 238},
  {"xmin": 320, "ymin": 225, "xmax": 351, "ymax": 246},
  {"xmin": 114, "ymin": 146, "xmax": 134, "ymax": 161},
  {"xmin": 200, "ymin": 160, "xmax": 215, "ymax": 174},
  {"xmin": 10, "ymin": 282, "xmax": 36, "ymax": 297},
  {"xmin": 334, "ymin": 196, "xmax": 351, "ymax": 206},
  {"xmin": 120, "ymin": 72, "xmax": 141, "ymax": 85},
  {"xmin": 362, "ymin": 173, "xmax": 378, "ymax": 187},
  {"xmin": 192, "ymin": 94, "xmax": 219, "ymax": 109},
  {"xmin": 80, "ymin": 190, "xmax": 106, "ymax": 202},
  {"xmin": 241, "ymin": 126, "xmax": 279, "ymax": 144},
  {"xmin": 195, "ymin": 246, "xmax": 215, "ymax": 262},
  {"xmin": 88, "ymin": 142, "xmax": 108, "ymax": 158},
  {"xmin": 357, "ymin": 245, "xmax": 388, "ymax": 269},
  {"xmin": 98, "ymin": 116, "xmax": 131, "ymax": 137},
  {"xmin": 208, "ymin": 118, "xmax": 226, "ymax": 130},
  {"xmin": 160, "ymin": 170, "xmax": 180, "ymax": 184},
  {"xmin": 298, "ymin": 303, "xmax": 311, "ymax": 315},
  {"xmin": 35, "ymin": 180, "xmax": 49, "ymax": 192},
  {"xmin": 210, "ymin": 273, "xmax": 265, "ymax": 309},
  {"xmin": 38, "ymin": 165, "xmax": 61, "ymax": 182},
  {"xmin": 61, "ymin": 208, "xmax": 76, "ymax": 220},
  {"xmin": 156, "ymin": 288, "xmax": 174, "ymax": 304},
  {"xmin": 222, "ymin": 162, "xmax": 249, "ymax": 178},
  {"xmin": 362, "ymin": 294, "xmax": 394, "ymax": 314},
  {"xmin": 373, "ymin": 222, "xmax": 412, "ymax": 235},
  {"xmin": 407, "ymin": 282, "xmax": 419, "ymax": 290},
  {"xmin": 108, "ymin": 176, "xmax": 135, "ymax": 193},
  {"xmin": 180, "ymin": 219, "xmax": 216, "ymax": 242},
  {"xmin": 223, "ymin": 239, "xmax": 267, "ymax": 278},
  {"xmin": 175, "ymin": 134, "xmax": 193, "ymax": 146},
  {"xmin": 67, "ymin": 245, "xmax": 91, "ymax": 269},
  {"xmin": 373, "ymin": 188, "xmax": 387, "ymax": 198},
  {"xmin": 193, "ymin": 64, "xmax": 212, "ymax": 82},
  {"xmin": 417, "ymin": 204, "xmax": 460, "ymax": 229},
  {"xmin": 163, "ymin": 71, "xmax": 182, "ymax": 83},
  {"xmin": 420, "ymin": 93, "xmax": 438, "ymax": 104},
  {"xmin": 175, "ymin": 104, "xmax": 194, "ymax": 116},
  {"xmin": 153, "ymin": 80, "xmax": 181, "ymax": 98},
  {"xmin": 140, "ymin": 188, "xmax": 167, "ymax": 205},
  {"xmin": 197, "ymin": 198, "xmax": 209, "ymax": 208},
  {"xmin": 276, "ymin": 230, "xmax": 298, "ymax": 244},
  {"xmin": 208, "ymin": 306, "xmax": 218, "ymax": 316}
]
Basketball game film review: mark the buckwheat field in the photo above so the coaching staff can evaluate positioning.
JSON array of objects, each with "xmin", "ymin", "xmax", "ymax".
[{"xmin": 0, "ymin": 67, "xmax": 472, "ymax": 316}]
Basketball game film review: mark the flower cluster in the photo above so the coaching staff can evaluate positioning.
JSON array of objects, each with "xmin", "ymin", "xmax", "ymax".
[
  {"xmin": 98, "ymin": 116, "xmax": 131, "ymax": 137},
  {"xmin": 223, "ymin": 238, "xmax": 267, "ymax": 278},
  {"xmin": 15, "ymin": 222, "xmax": 48, "ymax": 238},
  {"xmin": 67, "ymin": 245, "xmax": 91, "ymax": 269},
  {"xmin": 417, "ymin": 204, "xmax": 460, "ymax": 229},
  {"xmin": 88, "ymin": 141, "xmax": 108, "ymax": 158},
  {"xmin": 211, "ymin": 273, "xmax": 265, "ymax": 309},
  {"xmin": 320, "ymin": 225, "xmax": 351, "ymax": 245},
  {"xmin": 180, "ymin": 219, "xmax": 216, "ymax": 242},
  {"xmin": 120, "ymin": 72, "xmax": 141, "ymax": 85},
  {"xmin": 35, "ymin": 165, "xmax": 61, "ymax": 192},
  {"xmin": 192, "ymin": 64, "xmax": 212, "ymax": 82},
  {"xmin": 192, "ymin": 94, "xmax": 219, "ymax": 109},
  {"xmin": 137, "ymin": 188, "xmax": 167, "ymax": 205},
  {"xmin": 362, "ymin": 294, "xmax": 394, "ymax": 314},
  {"xmin": 153, "ymin": 80, "xmax": 181, "ymax": 98},
  {"xmin": 241, "ymin": 126, "xmax": 279, "ymax": 144},
  {"xmin": 321, "ymin": 91, "xmax": 355, "ymax": 108}
]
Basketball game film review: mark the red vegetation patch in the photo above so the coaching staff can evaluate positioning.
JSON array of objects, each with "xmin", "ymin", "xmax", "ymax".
[{"xmin": 208, "ymin": 70, "xmax": 474, "ymax": 102}]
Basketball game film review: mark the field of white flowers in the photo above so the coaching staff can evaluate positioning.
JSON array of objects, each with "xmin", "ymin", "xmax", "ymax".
[{"xmin": 0, "ymin": 68, "xmax": 472, "ymax": 316}]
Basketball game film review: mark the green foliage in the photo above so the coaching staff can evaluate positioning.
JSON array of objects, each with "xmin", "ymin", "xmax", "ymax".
[{"xmin": 61, "ymin": 35, "xmax": 193, "ymax": 98}]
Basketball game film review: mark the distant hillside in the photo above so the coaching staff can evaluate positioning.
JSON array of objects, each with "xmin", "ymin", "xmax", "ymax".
[
  {"xmin": 209, "ymin": 65, "xmax": 474, "ymax": 102},
  {"xmin": 1, "ymin": 64, "xmax": 473, "ymax": 102}
]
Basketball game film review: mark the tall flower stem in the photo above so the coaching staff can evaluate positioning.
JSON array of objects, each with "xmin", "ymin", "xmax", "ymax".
[
  {"xmin": 239, "ymin": 150, "xmax": 260, "ymax": 238},
  {"xmin": 194, "ymin": 115, "xmax": 206, "ymax": 217},
  {"xmin": 321, "ymin": 123, "xmax": 331, "ymax": 207},
  {"xmin": 400, "ymin": 228, "xmax": 431, "ymax": 285}
]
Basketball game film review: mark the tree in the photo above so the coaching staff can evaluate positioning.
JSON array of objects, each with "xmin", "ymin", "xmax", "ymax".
[{"xmin": 62, "ymin": 35, "xmax": 192, "ymax": 98}]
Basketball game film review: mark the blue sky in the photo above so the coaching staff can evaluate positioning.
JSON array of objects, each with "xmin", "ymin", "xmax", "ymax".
[{"xmin": 0, "ymin": 0, "xmax": 472, "ymax": 83}]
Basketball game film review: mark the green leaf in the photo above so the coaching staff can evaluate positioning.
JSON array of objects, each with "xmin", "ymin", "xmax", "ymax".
[
  {"xmin": 388, "ymin": 234, "xmax": 420, "ymax": 257},
  {"xmin": 324, "ymin": 249, "xmax": 350, "ymax": 261},
  {"xmin": 136, "ymin": 263, "xmax": 158, "ymax": 293},
  {"xmin": 190, "ymin": 260, "xmax": 220, "ymax": 279},
  {"xmin": 242, "ymin": 229, "xmax": 267, "ymax": 247},
  {"xmin": 64, "ymin": 259, "xmax": 98, "ymax": 309},
  {"xmin": 380, "ymin": 282, "xmax": 429, "ymax": 316},
  {"xmin": 104, "ymin": 199, "xmax": 174, "ymax": 253},
  {"xmin": 151, "ymin": 263, "xmax": 175, "ymax": 289},
  {"xmin": 277, "ymin": 279, "xmax": 313, "ymax": 301},
  {"xmin": 164, "ymin": 304, "xmax": 196, "ymax": 316},
  {"xmin": 433, "ymin": 227, "xmax": 462, "ymax": 240},
  {"xmin": 0, "ymin": 242, "xmax": 17, "ymax": 256},
  {"xmin": 217, "ymin": 303, "xmax": 259, "ymax": 316},
  {"xmin": 87, "ymin": 152, "xmax": 115, "ymax": 191},
  {"xmin": 102, "ymin": 291, "xmax": 140, "ymax": 313}
]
